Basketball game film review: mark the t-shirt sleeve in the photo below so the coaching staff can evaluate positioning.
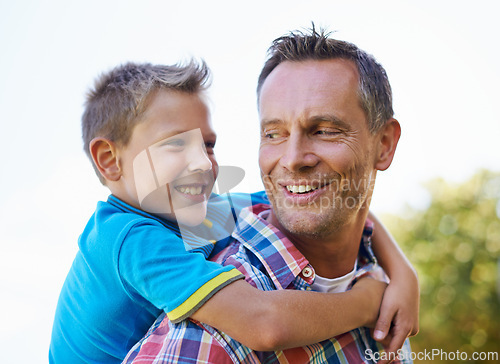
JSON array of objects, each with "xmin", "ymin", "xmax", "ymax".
[{"xmin": 117, "ymin": 221, "xmax": 244, "ymax": 323}]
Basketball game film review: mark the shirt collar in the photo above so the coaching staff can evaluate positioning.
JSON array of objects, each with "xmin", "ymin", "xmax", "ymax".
[
  {"xmin": 108, "ymin": 194, "xmax": 224, "ymax": 254},
  {"xmin": 107, "ymin": 194, "xmax": 181, "ymax": 236},
  {"xmin": 231, "ymin": 204, "xmax": 378, "ymax": 289},
  {"xmin": 232, "ymin": 204, "xmax": 311, "ymax": 290}
]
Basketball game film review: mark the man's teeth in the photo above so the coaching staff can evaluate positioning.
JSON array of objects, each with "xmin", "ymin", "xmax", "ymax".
[
  {"xmin": 286, "ymin": 185, "xmax": 317, "ymax": 194},
  {"xmin": 177, "ymin": 186, "xmax": 203, "ymax": 195}
]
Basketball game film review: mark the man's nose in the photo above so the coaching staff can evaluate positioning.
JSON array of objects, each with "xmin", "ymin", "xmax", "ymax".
[
  {"xmin": 279, "ymin": 133, "xmax": 319, "ymax": 172},
  {"xmin": 188, "ymin": 143, "xmax": 212, "ymax": 172}
]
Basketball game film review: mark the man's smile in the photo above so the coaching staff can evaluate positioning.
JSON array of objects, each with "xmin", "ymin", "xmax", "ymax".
[
  {"xmin": 269, "ymin": 177, "xmax": 340, "ymax": 207},
  {"xmin": 283, "ymin": 179, "xmax": 334, "ymax": 195}
]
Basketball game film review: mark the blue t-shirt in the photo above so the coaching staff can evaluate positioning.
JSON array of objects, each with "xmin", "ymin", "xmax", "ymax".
[{"xmin": 49, "ymin": 191, "xmax": 268, "ymax": 363}]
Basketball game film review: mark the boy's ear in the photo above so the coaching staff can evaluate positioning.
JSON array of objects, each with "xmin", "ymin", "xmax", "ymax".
[
  {"xmin": 89, "ymin": 137, "xmax": 122, "ymax": 182},
  {"xmin": 374, "ymin": 118, "xmax": 401, "ymax": 171}
]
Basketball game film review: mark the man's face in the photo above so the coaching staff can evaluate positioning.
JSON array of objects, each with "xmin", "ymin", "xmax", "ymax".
[
  {"xmin": 258, "ymin": 59, "xmax": 378, "ymax": 238},
  {"xmin": 118, "ymin": 89, "xmax": 218, "ymax": 226}
]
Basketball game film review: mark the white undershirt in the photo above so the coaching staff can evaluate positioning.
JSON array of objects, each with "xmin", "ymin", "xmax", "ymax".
[{"xmin": 311, "ymin": 262, "xmax": 358, "ymax": 293}]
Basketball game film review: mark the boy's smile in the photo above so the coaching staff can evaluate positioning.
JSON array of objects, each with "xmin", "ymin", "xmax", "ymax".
[
  {"xmin": 169, "ymin": 169, "xmax": 214, "ymax": 205},
  {"xmin": 115, "ymin": 89, "xmax": 218, "ymax": 226}
]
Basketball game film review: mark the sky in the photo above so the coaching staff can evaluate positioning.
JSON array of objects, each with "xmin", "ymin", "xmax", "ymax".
[{"xmin": 0, "ymin": 0, "xmax": 499, "ymax": 362}]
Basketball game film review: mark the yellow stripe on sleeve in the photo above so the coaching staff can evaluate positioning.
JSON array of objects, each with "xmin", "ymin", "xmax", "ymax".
[{"xmin": 167, "ymin": 268, "xmax": 244, "ymax": 323}]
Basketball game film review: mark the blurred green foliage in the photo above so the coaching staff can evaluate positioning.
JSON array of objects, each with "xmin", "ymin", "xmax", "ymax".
[{"xmin": 385, "ymin": 170, "xmax": 500, "ymax": 363}]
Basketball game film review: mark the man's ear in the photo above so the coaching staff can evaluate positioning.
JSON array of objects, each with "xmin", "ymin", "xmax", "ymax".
[
  {"xmin": 375, "ymin": 118, "xmax": 401, "ymax": 171},
  {"xmin": 89, "ymin": 137, "xmax": 122, "ymax": 182}
]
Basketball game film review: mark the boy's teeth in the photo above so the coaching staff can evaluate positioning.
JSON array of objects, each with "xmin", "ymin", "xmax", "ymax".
[
  {"xmin": 178, "ymin": 186, "xmax": 203, "ymax": 195},
  {"xmin": 286, "ymin": 185, "xmax": 316, "ymax": 194}
]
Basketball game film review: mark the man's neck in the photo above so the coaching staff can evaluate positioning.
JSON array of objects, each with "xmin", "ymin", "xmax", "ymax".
[{"xmin": 267, "ymin": 210, "xmax": 368, "ymax": 279}]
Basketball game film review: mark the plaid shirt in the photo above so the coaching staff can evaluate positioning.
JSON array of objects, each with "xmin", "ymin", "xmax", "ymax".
[{"xmin": 123, "ymin": 204, "xmax": 412, "ymax": 363}]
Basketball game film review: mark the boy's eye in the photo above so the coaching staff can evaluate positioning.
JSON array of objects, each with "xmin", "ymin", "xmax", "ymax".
[
  {"xmin": 205, "ymin": 142, "xmax": 216, "ymax": 154},
  {"xmin": 163, "ymin": 139, "xmax": 185, "ymax": 148}
]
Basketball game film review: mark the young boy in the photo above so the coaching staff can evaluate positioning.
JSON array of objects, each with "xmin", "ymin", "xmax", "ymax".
[{"xmin": 49, "ymin": 61, "xmax": 418, "ymax": 363}]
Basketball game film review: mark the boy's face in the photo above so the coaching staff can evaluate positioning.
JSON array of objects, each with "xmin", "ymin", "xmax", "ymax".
[{"xmin": 117, "ymin": 89, "xmax": 218, "ymax": 226}]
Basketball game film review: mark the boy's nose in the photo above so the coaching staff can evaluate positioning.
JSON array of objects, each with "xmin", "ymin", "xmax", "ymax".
[{"xmin": 188, "ymin": 143, "xmax": 212, "ymax": 172}]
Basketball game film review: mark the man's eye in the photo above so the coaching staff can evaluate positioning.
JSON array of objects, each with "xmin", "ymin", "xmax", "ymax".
[
  {"xmin": 264, "ymin": 132, "xmax": 280, "ymax": 139},
  {"xmin": 315, "ymin": 129, "xmax": 341, "ymax": 136}
]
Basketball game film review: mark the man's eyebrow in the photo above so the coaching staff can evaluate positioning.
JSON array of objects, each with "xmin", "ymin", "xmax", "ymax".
[
  {"xmin": 260, "ymin": 119, "xmax": 284, "ymax": 129},
  {"xmin": 260, "ymin": 115, "xmax": 351, "ymax": 130},
  {"xmin": 310, "ymin": 114, "xmax": 351, "ymax": 129}
]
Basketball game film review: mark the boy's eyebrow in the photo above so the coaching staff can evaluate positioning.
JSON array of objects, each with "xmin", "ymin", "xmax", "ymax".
[
  {"xmin": 163, "ymin": 128, "xmax": 193, "ymax": 138},
  {"xmin": 151, "ymin": 131, "xmax": 185, "ymax": 145},
  {"xmin": 152, "ymin": 128, "xmax": 217, "ymax": 145}
]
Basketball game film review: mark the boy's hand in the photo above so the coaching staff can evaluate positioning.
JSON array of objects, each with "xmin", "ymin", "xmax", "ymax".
[
  {"xmin": 351, "ymin": 276, "xmax": 388, "ymax": 327},
  {"xmin": 372, "ymin": 271, "xmax": 420, "ymax": 364}
]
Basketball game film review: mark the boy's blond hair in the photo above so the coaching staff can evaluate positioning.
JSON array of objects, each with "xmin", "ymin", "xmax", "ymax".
[{"xmin": 82, "ymin": 60, "xmax": 211, "ymax": 183}]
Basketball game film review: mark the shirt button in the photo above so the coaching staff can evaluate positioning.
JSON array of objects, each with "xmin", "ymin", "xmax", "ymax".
[{"xmin": 302, "ymin": 266, "xmax": 314, "ymax": 278}]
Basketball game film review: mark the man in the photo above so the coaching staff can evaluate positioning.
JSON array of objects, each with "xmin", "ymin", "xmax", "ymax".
[{"xmin": 124, "ymin": 26, "xmax": 417, "ymax": 363}]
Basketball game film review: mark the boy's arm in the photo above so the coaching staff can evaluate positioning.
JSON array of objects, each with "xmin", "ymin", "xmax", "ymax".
[
  {"xmin": 121, "ymin": 221, "xmax": 386, "ymax": 352},
  {"xmin": 367, "ymin": 211, "xmax": 420, "ymax": 359},
  {"xmin": 191, "ymin": 276, "xmax": 386, "ymax": 351}
]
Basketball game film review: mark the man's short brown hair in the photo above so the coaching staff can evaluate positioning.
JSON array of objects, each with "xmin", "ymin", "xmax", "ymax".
[{"xmin": 257, "ymin": 25, "xmax": 393, "ymax": 133}]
